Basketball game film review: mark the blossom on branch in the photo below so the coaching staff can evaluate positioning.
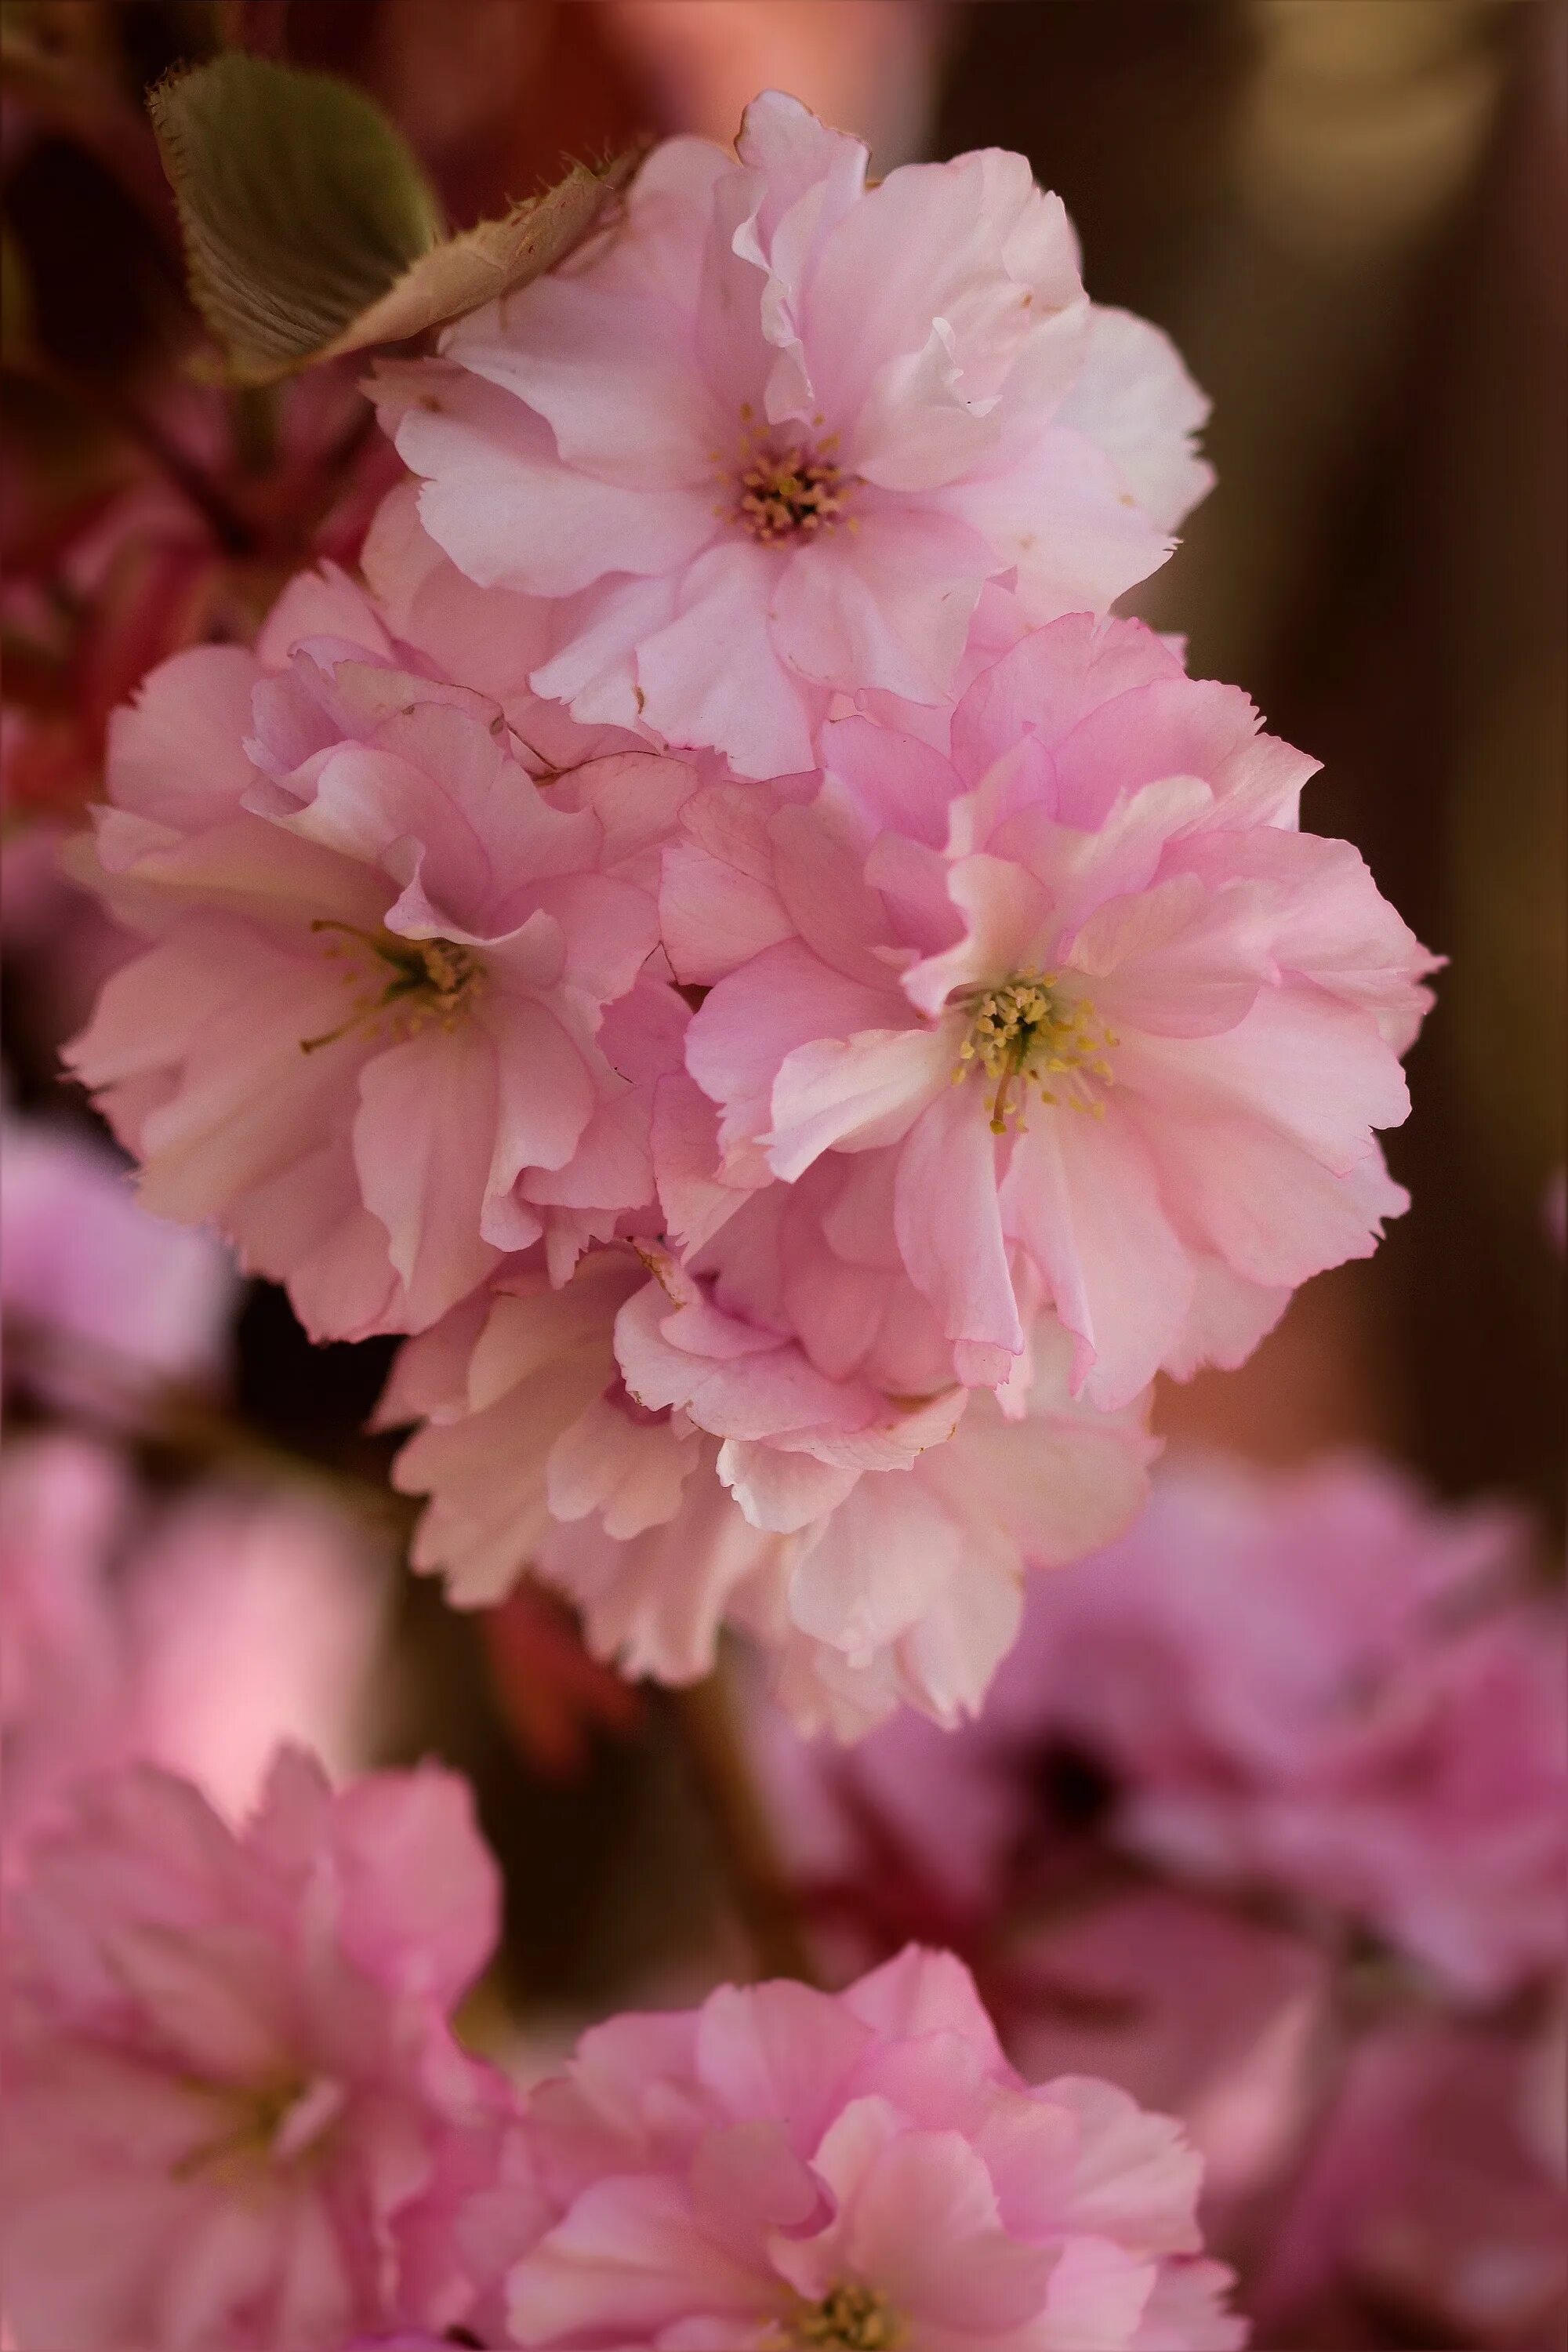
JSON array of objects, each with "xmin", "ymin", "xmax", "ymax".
[
  {"xmin": 379, "ymin": 90, "xmax": 1211, "ymax": 779},
  {"xmin": 672, "ymin": 613, "xmax": 1438, "ymax": 1407},
  {"xmin": 65, "ymin": 561, "xmax": 693, "ymax": 1340}
]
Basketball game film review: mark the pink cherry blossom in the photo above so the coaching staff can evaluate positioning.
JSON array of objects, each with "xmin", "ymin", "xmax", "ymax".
[
  {"xmin": 1254, "ymin": 2016, "xmax": 1567, "ymax": 2350},
  {"xmin": 495, "ymin": 1944, "xmax": 1244, "ymax": 2349},
  {"xmin": 381, "ymin": 1232, "xmax": 1153, "ymax": 1737},
  {"xmin": 64, "ymin": 560, "xmax": 695, "ymax": 1340},
  {"xmin": 2, "ymin": 1751, "xmax": 516, "ymax": 2352},
  {"xmin": 671, "ymin": 612, "xmax": 1438, "ymax": 1407},
  {"xmin": 1012, "ymin": 1453, "xmax": 1566, "ymax": 1999},
  {"xmin": 0, "ymin": 1432, "xmax": 388, "ymax": 1871},
  {"xmin": 377, "ymin": 91, "xmax": 1211, "ymax": 780},
  {"xmin": 0, "ymin": 1434, "xmax": 131, "ymax": 1871},
  {"xmin": 1, "ymin": 1104, "xmax": 235, "ymax": 1409}
]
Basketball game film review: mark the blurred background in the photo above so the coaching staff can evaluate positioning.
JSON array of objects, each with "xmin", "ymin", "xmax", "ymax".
[{"xmin": 2, "ymin": 6, "xmax": 1563, "ymax": 2347}]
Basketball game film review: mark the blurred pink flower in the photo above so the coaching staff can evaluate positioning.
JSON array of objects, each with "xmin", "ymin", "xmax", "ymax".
[
  {"xmin": 1, "ymin": 1105, "xmax": 235, "ymax": 1409},
  {"xmin": 675, "ymin": 612, "xmax": 1436, "ymax": 1408},
  {"xmin": 381, "ymin": 1245, "xmax": 1154, "ymax": 1736},
  {"xmin": 1254, "ymin": 2016, "xmax": 1567, "ymax": 2350},
  {"xmin": 379, "ymin": 91, "xmax": 1210, "ymax": 779},
  {"xmin": 601, "ymin": 1, "xmax": 945, "ymax": 166},
  {"xmin": 0, "ymin": 1432, "xmax": 131, "ymax": 1866},
  {"xmin": 118, "ymin": 1483, "xmax": 389, "ymax": 1820},
  {"xmin": 496, "ymin": 1944, "xmax": 1245, "ymax": 2348},
  {"xmin": 2, "ymin": 1751, "xmax": 514, "ymax": 2352},
  {"xmin": 64, "ymin": 561, "xmax": 694, "ymax": 1340},
  {"xmin": 1014, "ymin": 1454, "xmax": 1566, "ymax": 1999},
  {"xmin": 997, "ymin": 1893, "xmax": 1330, "ymax": 2221},
  {"xmin": 0, "ymin": 1432, "xmax": 387, "ymax": 1871}
]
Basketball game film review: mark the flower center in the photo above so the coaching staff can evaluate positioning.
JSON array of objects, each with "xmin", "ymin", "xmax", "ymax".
[
  {"xmin": 726, "ymin": 407, "xmax": 851, "ymax": 544},
  {"xmin": 954, "ymin": 968, "xmax": 1119, "ymax": 1134},
  {"xmin": 302, "ymin": 921, "xmax": 485, "ymax": 1054},
  {"xmin": 786, "ymin": 2283, "xmax": 903, "ymax": 2348},
  {"xmin": 174, "ymin": 2072, "xmax": 343, "ymax": 2183}
]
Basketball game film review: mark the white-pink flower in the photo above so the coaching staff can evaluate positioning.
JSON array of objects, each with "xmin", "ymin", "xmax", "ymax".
[
  {"xmin": 1014, "ymin": 1453, "xmax": 1567, "ymax": 2000},
  {"xmin": 495, "ymin": 1944, "xmax": 1244, "ymax": 2349},
  {"xmin": 380, "ymin": 1232, "xmax": 1154, "ymax": 1737},
  {"xmin": 64, "ymin": 561, "xmax": 694, "ymax": 1340},
  {"xmin": 671, "ymin": 612, "xmax": 1438, "ymax": 1408},
  {"xmin": 379, "ymin": 91, "xmax": 1211, "ymax": 780},
  {"xmin": 2, "ymin": 1750, "xmax": 516, "ymax": 2352}
]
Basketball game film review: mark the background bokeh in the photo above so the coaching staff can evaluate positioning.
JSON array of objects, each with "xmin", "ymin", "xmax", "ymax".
[{"xmin": 3, "ymin": 7, "xmax": 1563, "ymax": 2347}]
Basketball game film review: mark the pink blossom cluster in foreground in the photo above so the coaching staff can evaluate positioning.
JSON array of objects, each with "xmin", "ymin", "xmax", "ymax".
[
  {"xmin": 64, "ymin": 91, "xmax": 1437, "ymax": 1730},
  {"xmin": 2, "ymin": 1751, "xmax": 1243, "ymax": 2351}
]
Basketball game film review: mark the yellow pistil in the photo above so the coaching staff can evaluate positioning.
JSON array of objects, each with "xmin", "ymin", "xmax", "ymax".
[
  {"xmin": 783, "ymin": 2281, "xmax": 904, "ymax": 2348},
  {"xmin": 300, "ymin": 921, "xmax": 485, "ymax": 1054},
  {"xmin": 955, "ymin": 968, "xmax": 1119, "ymax": 1134}
]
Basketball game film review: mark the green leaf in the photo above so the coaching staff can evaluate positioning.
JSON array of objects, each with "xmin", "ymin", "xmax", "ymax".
[{"xmin": 148, "ymin": 53, "xmax": 445, "ymax": 385}]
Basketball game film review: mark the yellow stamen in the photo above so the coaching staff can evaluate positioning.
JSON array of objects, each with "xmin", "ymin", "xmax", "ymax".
[
  {"xmin": 953, "ymin": 968, "xmax": 1118, "ymax": 1132},
  {"xmin": 783, "ymin": 2282, "xmax": 904, "ymax": 2348},
  {"xmin": 301, "ymin": 922, "xmax": 485, "ymax": 1053}
]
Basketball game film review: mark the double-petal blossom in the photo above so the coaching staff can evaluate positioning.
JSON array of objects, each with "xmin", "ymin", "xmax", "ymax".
[
  {"xmin": 65, "ymin": 562, "xmax": 693, "ymax": 1341},
  {"xmin": 494, "ymin": 1945, "xmax": 1244, "ymax": 2349},
  {"xmin": 672, "ymin": 612, "xmax": 1439, "ymax": 1408},
  {"xmin": 380, "ymin": 1226, "xmax": 1154, "ymax": 1737},
  {"xmin": 379, "ymin": 91, "xmax": 1210, "ymax": 779},
  {"xmin": 2, "ymin": 1752, "xmax": 516, "ymax": 2352}
]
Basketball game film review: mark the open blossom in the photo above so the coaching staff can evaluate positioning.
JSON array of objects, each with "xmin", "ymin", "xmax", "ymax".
[
  {"xmin": 64, "ymin": 559, "xmax": 694, "ymax": 1340},
  {"xmin": 378, "ymin": 90, "xmax": 1211, "ymax": 780},
  {"xmin": 2, "ymin": 1751, "xmax": 515, "ymax": 2352},
  {"xmin": 495, "ymin": 1944, "xmax": 1244, "ymax": 2349},
  {"xmin": 379, "ymin": 1225, "xmax": 1154, "ymax": 1737},
  {"xmin": 1009, "ymin": 1454, "xmax": 1566, "ymax": 1999},
  {"xmin": 671, "ymin": 612, "xmax": 1438, "ymax": 1407}
]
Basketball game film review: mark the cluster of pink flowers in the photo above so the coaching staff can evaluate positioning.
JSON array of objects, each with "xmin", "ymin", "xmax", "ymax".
[
  {"xmin": 64, "ymin": 93, "xmax": 1436, "ymax": 1735},
  {"xmin": 2, "ymin": 1750, "xmax": 1243, "ymax": 2351}
]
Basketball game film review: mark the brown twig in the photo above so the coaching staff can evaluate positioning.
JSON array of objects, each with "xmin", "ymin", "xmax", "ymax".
[{"xmin": 668, "ymin": 1664, "xmax": 818, "ymax": 1986}]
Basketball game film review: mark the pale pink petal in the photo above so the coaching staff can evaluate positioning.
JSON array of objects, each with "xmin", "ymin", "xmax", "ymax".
[
  {"xmin": 1050, "ymin": 304, "xmax": 1214, "ymax": 532},
  {"xmin": 894, "ymin": 1086, "xmax": 1022, "ymax": 1367},
  {"xmin": 352, "ymin": 1028, "xmax": 499, "ymax": 1328},
  {"xmin": 394, "ymin": 374, "xmax": 717, "ymax": 597},
  {"xmin": 768, "ymin": 1024, "xmax": 953, "ymax": 1180},
  {"xmin": 770, "ymin": 503, "xmax": 993, "ymax": 705},
  {"xmin": 1007, "ymin": 1111, "xmax": 1193, "ymax": 1408},
  {"xmin": 635, "ymin": 541, "xmax": 820, "ymax": 780}
]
